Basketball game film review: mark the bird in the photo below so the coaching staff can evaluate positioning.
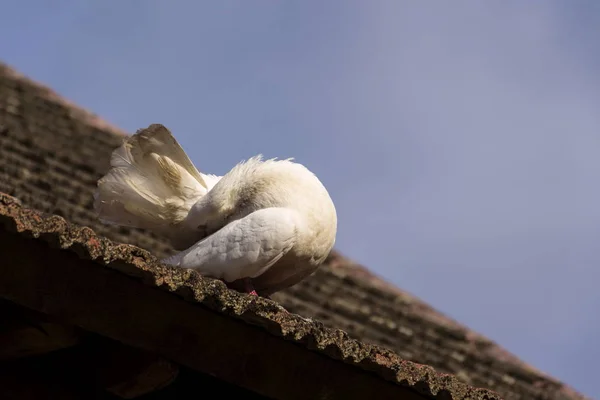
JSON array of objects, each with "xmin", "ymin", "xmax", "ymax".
[{"xmin": 93, "ymin": 123, "xmax": 337, "ymax": 297}]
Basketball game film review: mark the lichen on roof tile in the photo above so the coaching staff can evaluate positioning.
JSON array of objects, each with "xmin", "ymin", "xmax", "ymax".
[{"xmin": 0, "ymin": 192, "xmax": 504, "ymax": 400}]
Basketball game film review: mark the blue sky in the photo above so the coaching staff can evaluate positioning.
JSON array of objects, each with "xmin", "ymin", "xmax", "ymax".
[{"xmin": 1, "ymin": 1, "xmax": 598, "ymax": 397}]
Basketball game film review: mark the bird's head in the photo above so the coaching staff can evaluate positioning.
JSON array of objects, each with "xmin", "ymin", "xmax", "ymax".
[{"xmin": 184, "ymin": 185, "xmax": 237, "ymax": 233}]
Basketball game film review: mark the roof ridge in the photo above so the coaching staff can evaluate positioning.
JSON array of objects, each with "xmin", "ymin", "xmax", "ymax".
[{"xmin": 0, "ymin": 61, "xmax": 128, "ymax": 138}]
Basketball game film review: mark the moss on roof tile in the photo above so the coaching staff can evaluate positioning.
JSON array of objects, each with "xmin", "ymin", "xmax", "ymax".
[{"xmin": 0, "ymin": 192, "xmax": 502, "ymax": 400}]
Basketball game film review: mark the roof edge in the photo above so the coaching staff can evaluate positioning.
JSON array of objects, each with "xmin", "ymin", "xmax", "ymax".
[
  {"xmin": 325, "ymin": 252, "xmax": 580, "ymax": 394},
  {"xmin": 0, "ymin": 192, "xmax": 503, "ymax": 400}
]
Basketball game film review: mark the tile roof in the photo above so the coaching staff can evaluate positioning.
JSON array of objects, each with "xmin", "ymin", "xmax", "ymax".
[
  {"xmin": 0, "ymin": 192, "xmax": 503, "ymax": 399},
  {"xmin": 0, "ymin": 60, "xmax": 589, "ymax": 400}
]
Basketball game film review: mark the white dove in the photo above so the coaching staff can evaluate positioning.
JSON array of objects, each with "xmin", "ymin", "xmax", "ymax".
[{"xmin": 93, "ymin": 124, "xmax": 337, "ymax": 296}]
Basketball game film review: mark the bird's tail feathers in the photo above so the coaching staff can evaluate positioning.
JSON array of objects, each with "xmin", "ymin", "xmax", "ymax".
[{"xmin": 93, "ymin": 124, "xmax": 217, "ymax": 238}]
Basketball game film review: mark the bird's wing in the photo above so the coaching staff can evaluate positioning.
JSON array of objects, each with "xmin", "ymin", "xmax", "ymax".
[
  {"xmin": 161, "ymin": 207, "xmax": 298, "ymax": 282},
  {"xmin": 127, "ymin": 123, "xmax": 212, "ymax": 189}
]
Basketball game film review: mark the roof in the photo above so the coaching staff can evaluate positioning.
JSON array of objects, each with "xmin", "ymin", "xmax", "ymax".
[
  {"xmin": 0, "ymin": 192, "xmax": 501, "ymax": 400},
  {"xmin": 0, "ymin": 60, "xmax": 589, "ymax": 400}
]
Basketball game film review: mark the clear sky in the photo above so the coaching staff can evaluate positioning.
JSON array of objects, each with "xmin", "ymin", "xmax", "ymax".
[{"xmin": 1, "ymin": 1, "xmax": 598, "ymax": 397}]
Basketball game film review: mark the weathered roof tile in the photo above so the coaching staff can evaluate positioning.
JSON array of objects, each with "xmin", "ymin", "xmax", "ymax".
[{"xmin": 0, "ymin": 192, "xmax": 500, "ymax": 400}]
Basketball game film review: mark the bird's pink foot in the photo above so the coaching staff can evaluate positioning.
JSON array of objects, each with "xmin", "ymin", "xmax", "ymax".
[{"xmin": 243, "ymin": 278, "xmax": 258, "ymax": 296}]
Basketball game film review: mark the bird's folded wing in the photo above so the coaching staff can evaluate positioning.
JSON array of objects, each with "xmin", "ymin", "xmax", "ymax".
[
  {"xmin": 127, "ymin": 124, "xmax": 221, "ymax": 190},
  {"xmin": 161, "ymin": 207, "xmax": 298, "ymax": 282}
]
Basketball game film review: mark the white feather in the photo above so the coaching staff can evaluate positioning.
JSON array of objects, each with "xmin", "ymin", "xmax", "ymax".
[
  {"xmin": 93, "ymin": 124, "xmax": 221, "ymax": 249},
  {"xmin": 94, "ymin": 123, "xmax": 337, "ymax": 295},
  {"xmin": 162, "ymin": 207, "xmax": 298, "ymax": 282}
]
